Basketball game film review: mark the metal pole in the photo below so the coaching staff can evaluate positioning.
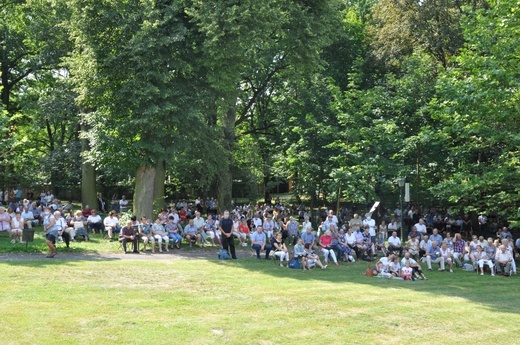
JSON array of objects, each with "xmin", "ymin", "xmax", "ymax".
[{"xmin": 400, "ymin": 188, "xmax": 404, "ymax": 243}]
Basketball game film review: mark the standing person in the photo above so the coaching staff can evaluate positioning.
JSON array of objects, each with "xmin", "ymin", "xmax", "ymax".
[
  {"xmin": 219, "ymin": 210, "xmax": 237, "ymax": 260},
  {"xmin": 478, "ymin": 213, "xmax": 488, "ymax": 237},
  {"xmin": 97, "ymin": 193, "xmax": 106, "ymax": 213},
  {"xmin": 119, "ymin": 195, "xmax": 128, "ymax": 213},
  {"xmin": 42, "ymin": 207, "xmax": 58, "ymax": 258},
  {"xmin": 363, "ymin": 213, "xmax": 377, "ymax": 244}
]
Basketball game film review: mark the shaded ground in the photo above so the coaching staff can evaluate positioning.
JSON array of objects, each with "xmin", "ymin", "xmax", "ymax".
[{"xmin": 0, "ymin": 247, "xmax": 255, "ymax": 262}]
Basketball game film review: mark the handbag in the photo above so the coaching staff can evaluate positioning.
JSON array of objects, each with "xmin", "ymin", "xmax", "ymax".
[{"xmin": 365, "ymin": 264, "xmax": 374, "ymax": 277}]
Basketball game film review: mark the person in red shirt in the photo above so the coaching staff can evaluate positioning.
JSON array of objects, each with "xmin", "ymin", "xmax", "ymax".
[{"xmin": 319, "ymin": 230, "xmax": 339, "ymax": 266}]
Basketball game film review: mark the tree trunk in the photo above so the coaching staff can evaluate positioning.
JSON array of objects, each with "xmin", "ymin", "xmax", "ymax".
[
  {"xmin": 134, "ymin": 164, "xmax": 156, "ymax": 220},
  {"xmin": 217, "ymin": 104, "xmax": 236, "ymax": 213},
  {"xmin": 80, "ymin": 121, "xmax": 97, "ymax": 209},
  {"xmin": 153, "ymin": 159, "xmax": 165, "ymax": 211}
]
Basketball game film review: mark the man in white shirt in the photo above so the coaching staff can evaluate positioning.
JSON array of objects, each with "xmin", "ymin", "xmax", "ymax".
[
  {"xmin": 21, "ymin": 206, "xmax": 34, "ymax": 229},
  {"xmin": 103, "ymin": 211, "xmax": 120, "ymax": 241},
  {"xmin": 328, "ymin": 210, "xmax": 338, "ymax": 225},
  {"xmin": 363, "ymin": 213, "xmax": 376, "ymax": 243},
  {"xmin": 387, "ymin": 231, "xmax": 403, "ymax": 256},
  {"xmin": 415, "ymin": 219, "xmax": 427, "ymax": 236},
  {"xmin": 87, "ymin": 209, "xmax": 103, "ymax": 234},
  {"xmin": 495, "ymin": 245, "xmax": 513, "ymax": 276}
]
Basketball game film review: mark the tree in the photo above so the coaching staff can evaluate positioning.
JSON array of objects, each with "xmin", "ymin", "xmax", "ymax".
[
  {"xmin": 429, "ymin": 0, "xmax": 520, "ymax": 219},
  {"xmin": 67, "ymin": 0, "xmax": 204, "ymax": 218}
]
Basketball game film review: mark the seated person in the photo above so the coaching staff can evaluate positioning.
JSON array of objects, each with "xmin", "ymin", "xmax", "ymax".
[
  {"xmin": 294, "ymin": 238, "xmax": 306, "ymax": 260},
  {"xmin": 300, "ymin": 227, "xmax": 316, "ymax": 249},
  {"xmin": 319, "ymin": 230, "xmax": 339, "ymax": 266},
  {"xmin": 302, "ymin": 243, "xmax": 326, "ymax": 270},
  {"xmin": 103, "ymin": 211, "xmax": 120, "ymax": 241},
  {"xmin": 165, "ymin": 216, "xmax": 182, "ymax": 249},
  {"xmin": 419, "ymin": 236, "xmax": 431, "ymax": 260},
  {"xmin": 87, "ymin": 209, "xmax": 103, "ymax": 234},
  {"xmin": 21, "ymin": 206, "xmax": 34, "ymax": 229},
  {"xmin": 250, "ymin": 226, "xmax": 272, "ymax": 259},
  {"xmin": 151, "ymin": 218, "xmax": 169, "ymax": 253},
  {"xmin": 495, "ymin": 245, "xmax": 513, "ymax": 276},
  {"xmin": 439, "ymin": 242, "xmax": 454, "ymax": 272},
  {"xmin": 10, "ymin": 212, "xmax": 24, "ymax": 243},
  {"xmin": 401, "ymin": 252, "xmax": 428, "ymax": 280},
  {"xmin": 119, "ymin": 220, "xmax": 139, "ymax": 253},
  {"xmin": 272, "ymin": 232, "xmax": 290, "ymax": 267},
  {"xmin": 401, "ymin": 261, "xmax": 414, "ymax": 280},
  {"xmin": 452, "ymin": 233, "xmax": 466, "ymax": 267},
  {"xmin": 425, "ymin": 241, "xmax": 445, "ymax": 271},
  {"xmin": 138, "ymin": 216, "xmax": 154, "ymax": 252},
  {"xmin": 184, "ymin": 218, "xmax": 201, "ymax": 247},
  {"xmin": 204, "ymin": 217, "xmax": 220, "ymax": 246},
  {"xmin": 338, "ymin": 229, "xmax": 355, "ymax": 263},
  {"xmin": 374, "ymin": 231, "xmax": 387, "ymax": 257},
  {"xmin": 475, "ymin": 245, "xmax": 495, "ymax": 276},
  {"xmin": 236, "ymin": 217, "xmax": 250, "ymax": 247},
  {"xmin": 68, "ymin": 210, "xmax": 89, "ymax": 241},
  {"xmin": 429, "ymin": 228, "xmax": 443, "ymax": 245},
  {"xmin": 389, "ymin": 256, "xmax": 401, "ymax": 278},
  {"xmin": 361, "ymin": 227, "xmax": 375, "ymax": 260},
  {"xmin": 387, "ymin": 231, "xmax": 403, "ymax": 256}
]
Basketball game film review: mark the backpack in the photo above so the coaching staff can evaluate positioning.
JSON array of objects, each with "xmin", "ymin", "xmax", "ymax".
[
  {"xmin": 288, "ymin": 258, "xmax": 301, "ymax": 269},
  {"xmin": 218, "ymin": 249, "xmax": 230, "ymax": 260}
]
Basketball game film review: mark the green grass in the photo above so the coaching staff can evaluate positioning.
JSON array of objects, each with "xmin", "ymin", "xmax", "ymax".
[{"xmin": 0, "ymin": 255, "xmax": 518, "ymax": 345}]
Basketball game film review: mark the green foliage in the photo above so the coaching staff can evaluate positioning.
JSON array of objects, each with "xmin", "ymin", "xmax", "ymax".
[{"xmin": 429, "ymin": 0, "xmax": 520, "ymax": 215}]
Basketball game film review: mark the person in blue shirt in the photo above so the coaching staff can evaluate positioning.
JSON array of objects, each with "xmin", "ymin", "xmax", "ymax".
[{"xmin": 426, "ymin": 241, "xmax": 445, "ymax": 271}]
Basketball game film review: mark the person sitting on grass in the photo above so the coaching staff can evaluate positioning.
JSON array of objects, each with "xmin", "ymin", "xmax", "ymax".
[
  {"xmin": 302, "ymin": 243, "xmax": 326, "ymax": 270},
  {"xmin": 87, "ymin": 209, "xmax": 103, "ymax": 235},
  {"xmin": 361, "ymin": 226, "xmax": 375, "ymax": 260},
  {"xmin": 138, "ymin": 216, "xmax": 155, "ymax": 253},
  {"xmin": 401, "ymin": 252, "xmax": 428, "ymax": 280},
  {"xmin": 419, "ymin": 236, "xmax": 431, "ymax": 261},
  {"xmin": 184, "ymin": 218, "xmax": 201, "ymax": 247},
  {"xmin": 389, "ymin": 256, "xmax": 401, "ymax": 278},
  {"xmin": 119, "ymin": 220, "xmax": 139, "ymax": 254},
  {"xmin": 42, "ymin": 207, "xmax": 58, "ymax": 258},
  {"xmin": 495, "ymin": 245, "xmax": 513, "ymax": 276},
  {"xmin": 452, "ymin": 233, "xmax": 465, "ymax": 267},
  {"xmin": 320, "ymin": 230, "xmax": 339, "ymax": 266},
  {"xmin": 426, "ymin": 241, "xmax": 445, "ymax": 271},
  {"xmin": 475, "ymin": 245, "xmax": 495, "ymax": 276},
  {"xmin": 165, "ymin": 216, "xmax": 182, "ymax": 249},
  {"xmin": 272, "ymin": 232, "xmax": 290, "ymax": 267},
  {"xmin": 387, "ymin": 231, "xmax": 403, "ymax": 257},
  {"xmin": 103, "ymin": 211, "xmax": 120, "ymax": 241},
  {"xmin": 294, "ymin": 238, "xmax": 305, "ymax": 260},
  {"xmin": 151, "ymin": 218, "xmax": 169, "ymax": 253},
  {"xmin": 10, "ymin": 211, "xmax": 24, "ymax": 243},
  {"xmin": 250, "ymin": 226, "xmax": 271, "ymax": 260},
  {"xmin": 439, "ymin": 242, "xmax": 454, "ymax": 272},
  {"xmin": 301, "ymin": 226, "xmax": 316, "ymax": 249},
  {"xmin": 375, "ymin": 231, "xmax": 388, "ymax": 257},
  {"xmin": 401, "ymin": 261, "xmax": 414, "ymax": 280}
]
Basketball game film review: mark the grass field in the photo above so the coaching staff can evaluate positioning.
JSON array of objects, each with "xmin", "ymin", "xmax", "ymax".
[{"xmin": 0, "ymin": 250, "xmax": 518, "ymax": 345}]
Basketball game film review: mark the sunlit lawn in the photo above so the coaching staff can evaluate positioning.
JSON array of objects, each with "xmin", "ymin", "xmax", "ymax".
[{"xmin": 0, "ymin": 252, "xmax": 518, "ymax": 345}]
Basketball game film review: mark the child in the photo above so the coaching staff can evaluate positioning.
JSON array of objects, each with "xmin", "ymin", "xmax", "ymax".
[{"xmin": 402, "ymin": 261, "xmax": 413, "ymax": 280}]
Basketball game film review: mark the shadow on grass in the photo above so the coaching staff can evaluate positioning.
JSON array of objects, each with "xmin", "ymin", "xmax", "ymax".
[{"xmin": 215, "ymin": 250, "xmax": 520, "ymax": 315}]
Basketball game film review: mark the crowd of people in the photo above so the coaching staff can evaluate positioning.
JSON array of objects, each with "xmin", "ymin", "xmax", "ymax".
[{"xmin": 0, "ymin": 191, "xmax": 518, "ymax": 276}]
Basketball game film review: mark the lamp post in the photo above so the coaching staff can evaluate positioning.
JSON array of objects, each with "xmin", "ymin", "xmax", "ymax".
[{"xmin": 397, "ymin": 177, "xmax": 405, "ymax": 242}]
